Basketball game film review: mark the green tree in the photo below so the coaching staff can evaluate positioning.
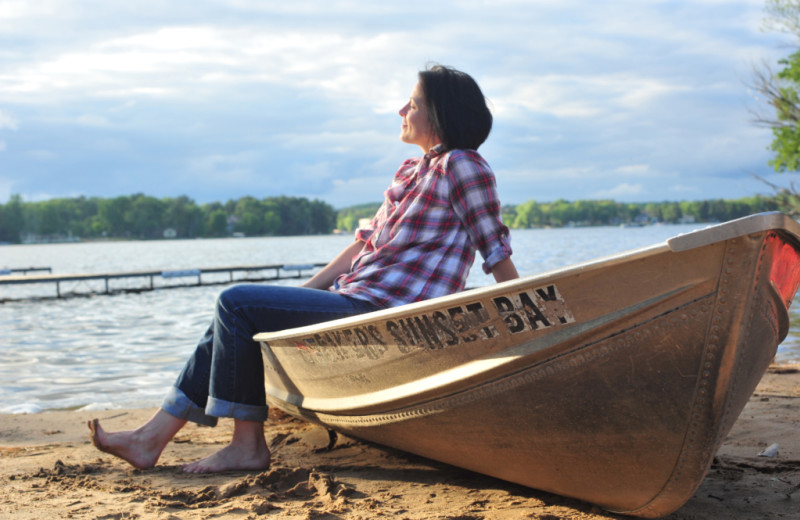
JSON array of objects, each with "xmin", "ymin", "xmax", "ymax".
[
  {"xmin": 309, "ymin": 200, "xmax": 336, "ymax": 234},
  {"xmin": 512, "ymin": 200, "xmax": 542, "ymax": 228},
  {"xmin": 276, "ymin": 196, "xmax": 311, "ymax": 235},
  {"xmin": 336, "ymin": 203, "xmax": 381, "ymax": 232},
  {"xmin": 165, "ymin": 196, "xmax": 203, "ymax": 238},
  {"xmin": 233, "ymin": 196, "xmax": 265, "ymax": 236},
  {"xmin": 763, "ymin": 48, "xmax": 800, "ymax": 172},
  {"xmin": 643, "ymin": 202, "xmax": 663, "ymax": 222},
  {"xmin": 547, "ymin": 199, "xmax": 574, "ymax": 227},
  {"xmin": 261, "ymin": 199, "xmax": 282, "ymax": 235},
  {"xmin": 751, "ymin": 1, "xmax": 800, "ymax": 213},
  {"xmin": 263, "ymin": 210, "xmax": 282, "ymax": 235},
  {"xmin": 594, "ymin": 200, "xmax": 620, "ymax": 224},
  {"xmin": 98, "ymin": 196, "xmax": 133, "ymax": 236},
  {"xmin": 0, "ymin": 194, "xmax": 24, "ymax": 242},
  {"xmin": 661, "ymin": 202, "xmax": 682, "ymax": 223},
  {"xmin": 129, "ymin": 194, "xmax": 165, "ymax": 238},
  {"xmin": 501, "ymin": 204, "xmax": 518, "ymax": 227},
  {"xmin": 207, "ymin": 209, "xmax": 229, "ymax": 237},
  {"xmin": 38, "ymin": 200, "xmax": 62, "ymax": 235}
]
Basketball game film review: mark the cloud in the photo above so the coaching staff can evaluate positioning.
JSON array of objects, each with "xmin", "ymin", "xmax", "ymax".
[
  {"xmin": 25, "ymin": 149, "xmax": 57, "ymax": 160},
  {"xmin": 669, "ymin": 184, "xmax": 704, "ymax": 195},
  {"xmin": 0, "ymin": 0, "xmax": 58, "ymax": 19},
  {"xmin": 0, "ymin": 22, "xmax": 424, "ymax": 111},
  {"xmin": 278, "ymin": 130, "xmax": 394, "ymax": 155},
  {"xmin": 591, "ymin": 183, "xmax": 646, "ymax": 199},
  {"xmin": 496, "ymin": 166, "xmax": 594, "ymax": 184},
  {"xmin": 326, "ymin": 175, "xmax": 392, "ymax": 208},
  {"xmin": 185, "ymin": 151, "xmax": 261, "ymax": 181},
  {"xmin": 0, "ymin": 176, "xmax": 12, "ymax": 202},
  {"xmin": 491, "ymin": 74, "xmax": 692, "ymax": 122},
  {"xmin": 0, "ymin": 110, "xmax": 18, "ymax": 130},
  {"xmin": 613, "ymin": 165, "xmax": 651, "ymax": 177},
  {"xmin": 76, "ymin": 114, "xmax": 109, "ymax": 127},
  {"xmin": 0, "ymin": 0, "xmax": 787, "ymax": 207}
]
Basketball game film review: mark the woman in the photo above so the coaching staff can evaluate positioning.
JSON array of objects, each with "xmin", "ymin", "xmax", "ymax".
[{"xmin": 89, "ymin": 64, "xmax": 519, "ymax": 474}]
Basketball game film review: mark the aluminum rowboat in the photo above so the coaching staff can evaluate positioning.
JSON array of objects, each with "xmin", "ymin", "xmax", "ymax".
[{"xmin": 255, "ymin": 212, "xmax": 800, "ymax": 517}]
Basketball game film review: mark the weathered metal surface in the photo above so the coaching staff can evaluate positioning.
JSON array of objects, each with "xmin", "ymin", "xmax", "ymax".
[{"xmin": 256, "ymin": 212, "xmax": 800, "ymax": 518}]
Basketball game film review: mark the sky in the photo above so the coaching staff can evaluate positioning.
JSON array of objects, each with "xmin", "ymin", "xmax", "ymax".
[{"xmin": 0, "ymin": 0, "xmax": 797, "ymax": 209}]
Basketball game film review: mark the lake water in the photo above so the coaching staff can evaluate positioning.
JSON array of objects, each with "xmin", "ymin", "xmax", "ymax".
[{"xmin": 2, "ymin": 224, "xmax": 799, "ymax": 415}]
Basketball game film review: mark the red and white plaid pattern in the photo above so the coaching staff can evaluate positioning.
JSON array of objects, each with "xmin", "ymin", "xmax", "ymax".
[{"xmin": 334, "ymin": 147, "xmax": 512, "ymax": 308}]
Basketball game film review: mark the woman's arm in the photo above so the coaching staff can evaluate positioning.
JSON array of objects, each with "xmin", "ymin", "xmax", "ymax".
[
  {"xmin": 301, "ymin": 240, "xmax": 365, "ymax": 290},
  {"xmin": 491, "ymin": 257, "xmax": 519, "ymax": 283},
  {"xmin": 445, "ymin": 152, "xmax": 515, "ymax": 279}
]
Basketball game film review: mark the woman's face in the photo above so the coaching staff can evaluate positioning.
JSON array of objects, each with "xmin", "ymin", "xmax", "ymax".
[{"xmin": 399, "ymin": 81, "xmax": 441, "ymax": 152}]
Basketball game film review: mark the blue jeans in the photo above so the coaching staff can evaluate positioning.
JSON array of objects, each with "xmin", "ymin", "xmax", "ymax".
[{"xmin": 161, "ymin": 284, "xmax": 381, "ymax": 426}]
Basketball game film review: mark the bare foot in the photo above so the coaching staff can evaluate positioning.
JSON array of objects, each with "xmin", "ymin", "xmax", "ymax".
[
  {"xmin": 88, "ymin": 410, "xmax": 186, "ymax": 469},
  {"xmin": 88, "ymin": 419, "xmax": 160, "ymax": 469},
  {"xmin": 182, "ymin": 419, "xmax": 271, "ymax": 474},
  {"xmin": 182, "ymin": 443, "xmax": 271, "ymax": 473}
]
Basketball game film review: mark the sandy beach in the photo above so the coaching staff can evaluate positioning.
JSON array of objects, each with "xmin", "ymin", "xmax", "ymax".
[{"xmin": 1, "ymin": 365, "xmax": 798, "ymax": 520}]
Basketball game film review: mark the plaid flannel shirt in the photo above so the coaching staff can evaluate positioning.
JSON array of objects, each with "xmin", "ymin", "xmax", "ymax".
[{"xmin": 334, "ymin": 146, "xmax": 512, "ymax": 308}]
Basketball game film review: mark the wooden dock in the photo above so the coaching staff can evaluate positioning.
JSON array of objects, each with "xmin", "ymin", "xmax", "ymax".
[
  {"xmin": 0, "ymin": 266, "xmax": 52, "ymax": 275},
  {"xmin": 0, "ymin": 263, "xmax": 325, "ymax": 301}
]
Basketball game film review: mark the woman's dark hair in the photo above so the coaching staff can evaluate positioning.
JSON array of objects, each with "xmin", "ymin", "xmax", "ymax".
[{"xmin": 418, "ymin": 64, "xmax": 493, "ymax": 151}]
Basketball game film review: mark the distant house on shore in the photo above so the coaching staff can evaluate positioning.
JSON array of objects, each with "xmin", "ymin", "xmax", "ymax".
[{"xmin": 163, "ymin": 228, "xmax": 177, "ymax": 239}]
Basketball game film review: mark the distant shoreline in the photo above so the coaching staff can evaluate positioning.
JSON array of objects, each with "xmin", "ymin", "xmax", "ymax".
[{"xmin": 1, "ymin": 192, "xmax": 783, "ymax": 245}]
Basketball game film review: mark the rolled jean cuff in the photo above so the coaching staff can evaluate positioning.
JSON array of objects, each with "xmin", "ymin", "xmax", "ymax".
[
  {"xmin": 206, "ymin": 396, "xmax": 269, "ymax": 423},
  {"xmin": 162, "ymin": 386, "xmax": 219, "ymax": 427}
]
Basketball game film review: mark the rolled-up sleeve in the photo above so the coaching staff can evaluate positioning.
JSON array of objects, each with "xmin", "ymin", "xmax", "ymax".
[
  {"xmin": 354, "ymin": 224, "xmax": 375, "ymax": 243},
  {"xmin": 446, "ymin": 151, "xmax": 512, "ymax": 273}
]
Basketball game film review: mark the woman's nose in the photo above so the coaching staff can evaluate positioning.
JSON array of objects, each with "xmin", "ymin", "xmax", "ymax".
[{"xmin": 399, "ymin": 103, "xmax": 409, "ymax": 116}]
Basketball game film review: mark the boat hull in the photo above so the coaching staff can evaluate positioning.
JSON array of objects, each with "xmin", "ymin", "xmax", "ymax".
[{"xmin": 257, "ymin": 213, "xmax": 800, "ymax": 517}]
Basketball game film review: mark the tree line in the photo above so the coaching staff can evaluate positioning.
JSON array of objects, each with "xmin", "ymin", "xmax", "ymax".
[
  {"xmin": 0, "ymin": 192, "xmax": 785, "ymax": 244},
  {"xmin": 334, "ymin": 196, "xmax": 781, "ymax": 231},
  {"xmin": 502, "ymin": 196, "xmax": 781, "ymax": 229},
  {"xmin": 0, "ymin": 193, "xmax": 336, "ymax": 243}
]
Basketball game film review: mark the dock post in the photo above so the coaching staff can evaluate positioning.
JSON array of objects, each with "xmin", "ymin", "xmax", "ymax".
[
  {"xmin": 56, "ymin": 281, "xmax": 61, "ymax": 298},
  {"xmin": 105, "ymin": 277, "xmax": 109, "ymax": 294}
]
